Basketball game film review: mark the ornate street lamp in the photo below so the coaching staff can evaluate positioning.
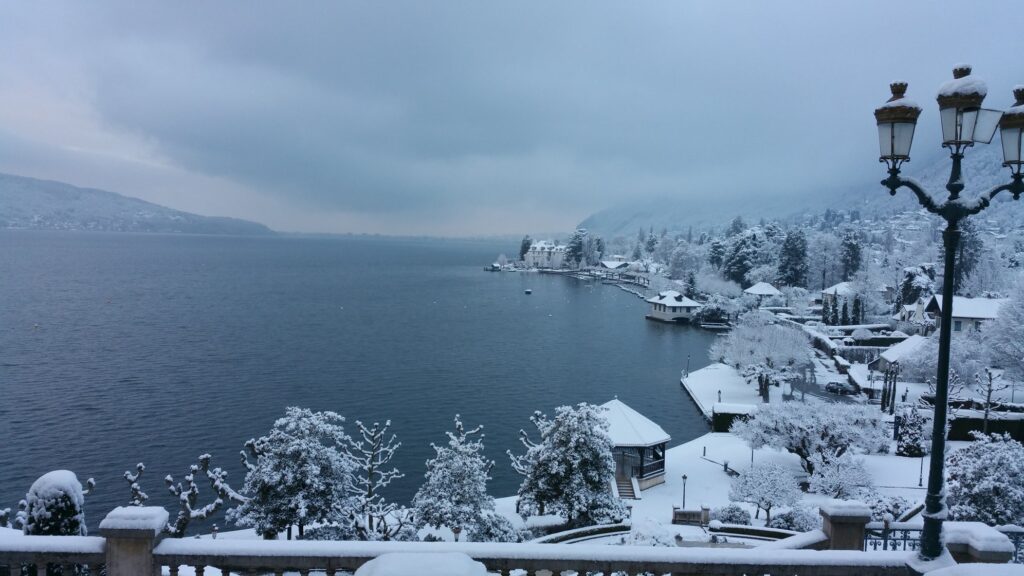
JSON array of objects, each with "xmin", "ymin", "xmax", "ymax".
[{"xmin": 874, "ymin": 66, "xmax": 1024, "ymax": 564}]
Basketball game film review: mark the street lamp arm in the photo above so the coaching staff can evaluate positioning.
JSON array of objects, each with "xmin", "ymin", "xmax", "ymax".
[
  {"xmin": 882, "ymin": 169, "xmax": 942, "ymax": 214},
  {"xmin": 981, "ymin": 174, "xmax": 1024, "ymax": 205}
]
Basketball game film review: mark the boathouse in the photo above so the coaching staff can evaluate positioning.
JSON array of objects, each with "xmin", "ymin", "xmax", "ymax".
[
  {"xmin": 645, "ymin": 290, "xmax": 701, "ymax": 322},
  {"xmin": 601, "ymin": 399, "xmax": 670, "ymax": 494}
]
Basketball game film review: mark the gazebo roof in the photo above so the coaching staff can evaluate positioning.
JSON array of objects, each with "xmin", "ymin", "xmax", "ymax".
[
  {"xmin": 744, "ymin": 282, "xmax": 782, "ymax": 297},
  {"xmin": 600, "ymin": 399, "xmax": 671, "ymax": 447}
]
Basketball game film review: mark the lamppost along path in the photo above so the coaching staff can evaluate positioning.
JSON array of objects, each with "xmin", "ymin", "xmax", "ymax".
[{"xmin": 874, "ymin": 65, "xmax": 1024, "ymax": 563}]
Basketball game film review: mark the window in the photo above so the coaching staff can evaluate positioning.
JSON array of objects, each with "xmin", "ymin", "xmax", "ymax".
[
  {"xmin": 953, "ymin": 320, "xmax": 962, "ymax": 332},
  {"xmin": 975, "ymin": 321, "xmax": 982, "ymax": 331}
]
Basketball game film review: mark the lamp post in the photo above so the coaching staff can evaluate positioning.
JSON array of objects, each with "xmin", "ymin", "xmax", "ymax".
[
  {"xmin": 682, "ymin": 474, "xmax": 688, "ymax": 509},
  {"xmin": 874, "ymin": 66, "xmax": 1024, "ymax": 563}
]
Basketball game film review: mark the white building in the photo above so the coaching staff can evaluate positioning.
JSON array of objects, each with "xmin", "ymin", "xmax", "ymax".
[
  {"xmin": 601, "ymin": 399, "xmax": 670, "ymax": 493},
  {"xmin": 645, "ymin": 290, "xmax": 701, "ymax": 323},
  {"xmin": 523, "ymin": 241, "xmax": 566, "ymax": 269},
  {"xmin": 821, "ymin": 281, "xmax": 855, "ymax": 309},
  {"xmin": 925, "ymin": 295, "xmax": 1009, "ymax": 333},
  {"xmin": 868, "ymin": 334, "xmax": 928, "ymax": 373},
  {"xmin": 744, "ymin": 282, "xmax": 782, "ymax": 301}
]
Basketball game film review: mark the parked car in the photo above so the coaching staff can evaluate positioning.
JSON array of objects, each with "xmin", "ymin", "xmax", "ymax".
[{"xmin": 825, "ymin": 380, "xmax": 857, "ymax": 395}]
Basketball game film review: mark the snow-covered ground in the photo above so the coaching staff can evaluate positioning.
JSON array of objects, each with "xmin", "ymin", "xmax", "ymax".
[{"xmin": 682, "ymin": 364, "xmax": 781, "ymax": 419}]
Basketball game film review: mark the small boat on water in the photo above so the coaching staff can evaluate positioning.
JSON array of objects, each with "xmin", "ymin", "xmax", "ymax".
[
  {"xmin": 699, "ymin": 321, "xmax": 731, "ymax": 331},
  {"xmin": 524, "ymin": 289, "xmax": 532, "ymax": 295}
]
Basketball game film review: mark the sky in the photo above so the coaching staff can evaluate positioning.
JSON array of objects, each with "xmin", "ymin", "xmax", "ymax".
[{"xmin": 0, "ymin": 2, "xmax": 1022, "ymax": 236}]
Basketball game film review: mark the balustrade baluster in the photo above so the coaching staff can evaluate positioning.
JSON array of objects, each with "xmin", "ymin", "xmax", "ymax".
[
  {"xmin": 168, "ymin": 564, "xmax": 179, "ymax": 576},
  {"xmin": 194, "ymin": 565, "xmax": 205, "ymax": 576}
]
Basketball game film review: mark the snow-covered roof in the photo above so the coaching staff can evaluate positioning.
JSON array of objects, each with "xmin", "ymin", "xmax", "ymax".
[
  {"xmin": 744, "ymin": 282, "xmax": 781, "ymax": 297},
  {"xmin": 822, "ymin": 282, "xmax": 855, "ymax": 297},
  {"xmin": 600, "ymin": 260, "xmax": 629, "ymax": 270},
  {"xmin": 879, "ymin": 335, "xmax": 927, "ymax": 364},
  {"xmin": 927, "ymin": 295, "xmax": 1009, "ymax": 320},
  {"xmin": 600, "ymin": 399, "xmax": 670, "ymax": 447},
  {"xmin": 528, "ymin": 241, "xmax": 565, "ymax": 252},
  {"xmin": 937, "ymin": 74, "xmax": 987, "ymax": 99},
  {"xmin": 645, "ymin": 290, "xmax": 701, "ymax": 308}
]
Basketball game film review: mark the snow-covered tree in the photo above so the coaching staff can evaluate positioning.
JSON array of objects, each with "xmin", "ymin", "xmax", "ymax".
[
  {"xmin": 986, "ymin": 282, "xmax": 1024, "ymax": 381},
  {"xmin": 17, "ymin": 470, "xmax": 94, "ymax": 536},
  {"xmin": 413, "ymin": 416, "xmax": 511, "ymax": 541},
  {"xmin": 866, "ymin": 494, "xmax": 913, "ymax": 522},
  {"xmin": 767, "ymin": 507, "xmax": 820, "ymax": 531},
  {"xmin": 346, "ymin": 420, "xmax": 411, "ymax": 541},
  {"xmin": 709, "ymin": 311, "xmax": 812, "ymax": 380},
  {"xmin": 901, "ymin": 333, "xmax": 989, "ymax": 386},
  {"xmin": 565, "ymin": 229, "xmax": 587, "ymax": 268},
  {"xmin": 808, "ymin": 453, "xmax": 873, "ymax": 499},
  {"xmin": 894, "ymin": 264, "xmax": 935, "ymax": 313},
  {"xmin": 166, "ymin": 453, "xmax": 247, "ymax": 538},
  {"xmin": 518, "ymin": 235, "xmax": 532, "ymax": 261},
  {"xmin": 777, "ymin": 230, "xmax": 809, "ymax": 288},
  {"xmin": 941, "ymin": 219, "xmax": 983, "ymax": 295},
  {"xmin": 508, "ymin": 404, "xmax": 625, "ymax": 528},
  {"xmin": 727, "ymin": 216, "xmax": 747, "ymax": 236},
  {"xmin": 728, "ymin": 462, "xmax": 799, "ymax": 523},
  {"xmin": 123, "ymin": 462, "xmax": 148, "ymax": 506},
  {"xmin": 896, "ymin": 406, "xmax": 929, "ymax": 457},
  {"xmin": 722, "ymin": 233, "xmax": 758, "ymax": 286},
  {"xmin": 230, "ymin": 407, "xmax": 354, "ymax": 540},
  {"xmin": 708, "ymin": 240, "xmax": 726, "ymax": 269},
  {"xmin": 840, "ymin": 231, "xmax": 862, "ymax": 281},
  {"xmin": 731, "ymin": 403, "xmax": 887, "ymax": 475},
  {"xmin": 947, "ymin": 433, "xmax": 1024, "ymax": 526}
]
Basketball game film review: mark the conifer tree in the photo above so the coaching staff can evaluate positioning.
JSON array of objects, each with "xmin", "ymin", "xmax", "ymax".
[
  {"xmin": 414, "ymin": 416, "xmax": 515, "ymax": 541},
  {"xmin": 518, "ymin": 236, "xmax": 532, "ymax": 261},
  {"xmin": 840, "ymin": 300, "xmax": 850, "ymax": 325},
  {"xmin": 852, "ymin": 296, "xmax": 863, "ymax": 325},
  {"xmin": 777, "ymin": 230, "xmax": 809, "ymax": 287},
  {"xmin": 508, "ymin": 404, "xmax": 625, "ymax": 528},
  {"xmin": 896, "ymin": 407, "xmax": 928, "ymax": 457},
  {"xmin": 840, "ymin": 232, "xmax": 862, "ymax": 281}
]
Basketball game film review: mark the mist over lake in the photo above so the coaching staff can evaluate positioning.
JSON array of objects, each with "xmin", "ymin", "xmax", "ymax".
[{"xmin": 0, "ymin": 231, "xmax": 715, "ymax": 529}]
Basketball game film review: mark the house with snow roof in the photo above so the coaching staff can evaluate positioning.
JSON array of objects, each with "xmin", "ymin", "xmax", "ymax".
[
  {"xmin": 645, "ymin": 290, "xmax": 701, "ymax": 323},
  {"xmin": 924, "ymin": 295, "xmax": 1009, "ymax": 334},
  {"xmin": 868, "ymin": 334, "xmax": 928, "ymax": 373},
  {"xmin": 821, "ymin": 281, "xmax": 855, "ymax": 310},
  {"xmin": 744, "ymin": 281, "xmax": 781, "ymax": 298},
  {"xmin": 523, "ymin": 241, "xmax": 566, "ymax": 269},
  {"xmin": 601, "ymin": 399, "xmax": 670, "ymax": 496}
]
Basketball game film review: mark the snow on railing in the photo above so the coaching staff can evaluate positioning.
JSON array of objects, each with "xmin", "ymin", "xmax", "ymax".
[
  {"xmin": 0, "ymin": 534, "xmax": 106, "ymax": 574},
  {"xmin": 153, "ymin": 538, "xmax": 913, "ymax": 576}
]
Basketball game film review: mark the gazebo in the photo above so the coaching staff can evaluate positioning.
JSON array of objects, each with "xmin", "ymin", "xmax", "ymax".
[{"xmin": 601, "ymin": 399, "xmax": 670, "ymax": 493}]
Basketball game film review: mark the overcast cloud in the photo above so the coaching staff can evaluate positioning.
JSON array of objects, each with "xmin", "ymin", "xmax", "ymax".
[{"xmin": 0, "ymin": 2, "xmax": 1021, "ymax": 235}]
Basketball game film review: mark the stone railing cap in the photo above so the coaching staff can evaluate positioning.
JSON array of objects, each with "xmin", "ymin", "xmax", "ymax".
[
  {"xmin": 819, "ymin": 500, "xmax": 871, "ymax": 519},
  {"xmin": 100, "ymin": 506, "xmax": 169, "ymax": 537},
  {"xmin": 944, "ymin": 521, "xmax": 1015, "ymax": 553},
  {"xmin": 354, "ymin": 552, "xmax": 489, "ymax": 576}
]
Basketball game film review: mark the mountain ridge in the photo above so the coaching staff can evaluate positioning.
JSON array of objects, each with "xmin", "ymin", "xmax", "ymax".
[{"xmin": 0, "ymin": 172, "xmax": 273, "ymax": 235}]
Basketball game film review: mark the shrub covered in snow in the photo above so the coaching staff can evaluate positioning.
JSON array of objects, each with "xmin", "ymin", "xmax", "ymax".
[
  {"xmin": 866, "ymin": 494, "xmax": 914, "ymax": 522},
  {"xmin": 509, "ymin": 403, "xmax": 625, "ymax": 528},
  {"xmin": 728, "ymin": 462, "xmax": 800, "ymax": 524},
  {"xmin": 623, "ymin": 517, "xmax": 676, "ymax": 547},
  {"xmin": 767, "ymin": 507, "xmax": 820, "ymax": 532},
  {"xmin": 710, "ymin": 504, "xmax": 751, "ymax": 526},
  {"xmin": 947, "ymin": 433, "xmax": 1024, "ymax": 526},
  {"xmin": 466, "ymin": 510, "xmax": 524, "ymax": 543},
  {"xmin": 18, "ymin": 470, "xmax": 94, "ymax": 536}
]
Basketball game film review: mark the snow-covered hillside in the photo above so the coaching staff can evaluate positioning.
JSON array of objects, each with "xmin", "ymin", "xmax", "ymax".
[{"xmin": 0, "ymin": 173, "xmax": 273, "ymax": 235}]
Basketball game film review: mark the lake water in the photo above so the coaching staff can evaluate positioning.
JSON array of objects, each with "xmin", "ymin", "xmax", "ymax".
[{"xmin": 0, "ymin": 231, "xmax": 715, "ymax": 531}]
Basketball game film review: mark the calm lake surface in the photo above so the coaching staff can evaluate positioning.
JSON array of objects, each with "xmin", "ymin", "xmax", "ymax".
[{"xmin": 0, "ymin": 231, "xmax": 715, "ymax": 530}]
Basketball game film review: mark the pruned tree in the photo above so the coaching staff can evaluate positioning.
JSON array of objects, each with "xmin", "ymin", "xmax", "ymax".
[
  {"xmin": 230, "ymin": 407, "xmax": 355, "ymax": 540},
  {"xmin": 508, "ymin": 404, "xmax": 625, "ymax": 528},
  {"xmin": 728, "ymin": 462, "xmax": 799, "ymax": 524},
  {"xmin": 709, "ymin": 310, "xmax": 812, "ymax": 383},
  {"xmin": 947, "ymin": 433, "xmax": 1024, "ymax": 526},
  {"xmin": 166, "ymin": 454, "xmax": 247, "ymax": 538},
  {"xmin": 346, "ymin": 420, "xmax": 410, "ymax": 541},
  {"xmin": 17, "ymin": 470, "xmax": 94, "ymax": 536},
  {"xmin": 777, "ymin": 230, "xmax": 809, "ymax": 288},
  {"xmin": 414, "ymin": 416, "xmax": 512, "ymax": 541},
  {"xmin": 972, "ymin": 369, "xmax": 1010, "ymax": 434},
  {"xmin": 731, "ymin": 403, "xmax": 887, "ymax": 475},
  {"xmin": 123, "ymin": 462, "xmax": 149, "ymax": 506}
]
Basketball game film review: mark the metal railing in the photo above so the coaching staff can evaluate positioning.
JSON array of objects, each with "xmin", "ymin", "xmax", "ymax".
[
  {"xmin": 864, "ymin": 521, "xmax": 922, "ymax": 553},
  {"xmin": 632, "ymin": 459, "xmax": 665, "ymax": 479}
]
